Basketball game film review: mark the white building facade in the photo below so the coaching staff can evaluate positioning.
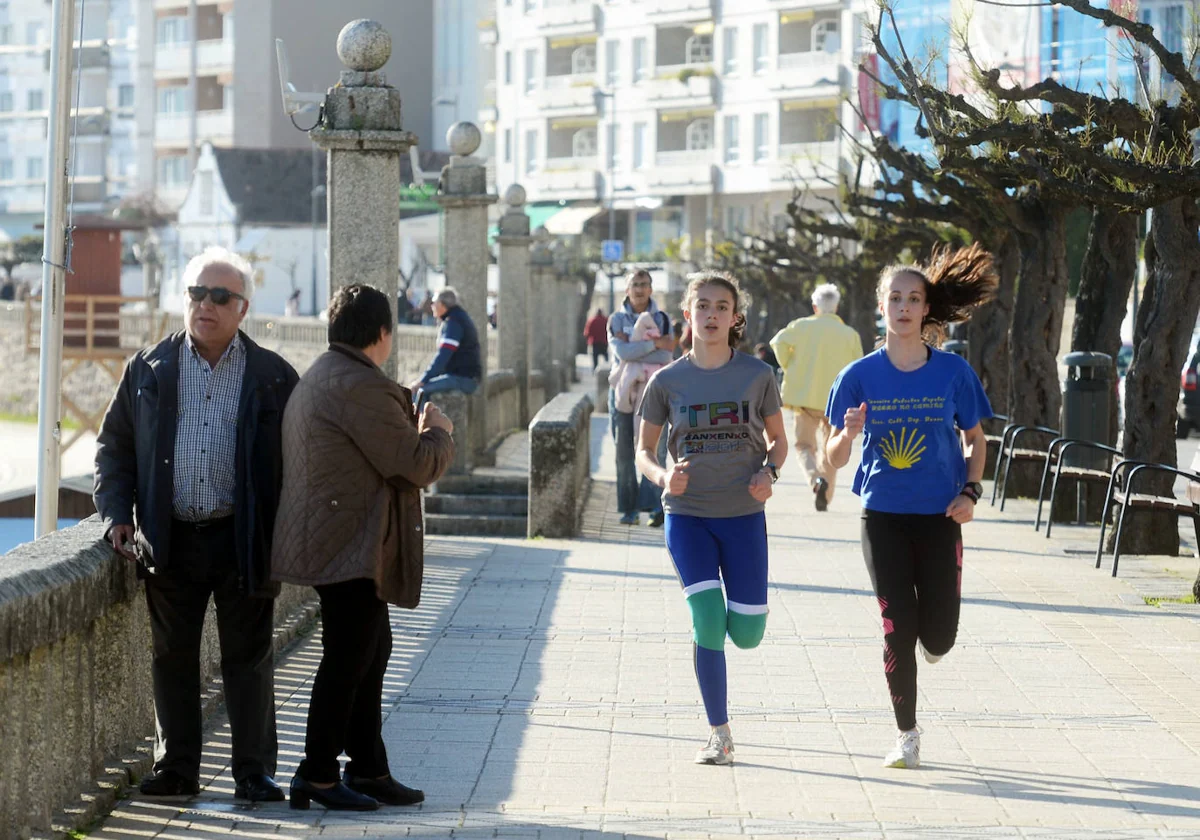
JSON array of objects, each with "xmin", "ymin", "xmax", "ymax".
[
  {"xmin": 0, "ymin": 0, "xmax": 139, "ymax": 236},
  {"xmin": 485, "ymin": 0, "xmax": 864, "ymax": 259}
]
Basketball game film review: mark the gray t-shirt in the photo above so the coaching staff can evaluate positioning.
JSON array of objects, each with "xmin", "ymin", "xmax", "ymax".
[{"xmin": 637, "ymin": 351, "xmax": 782, "ymax": 518}]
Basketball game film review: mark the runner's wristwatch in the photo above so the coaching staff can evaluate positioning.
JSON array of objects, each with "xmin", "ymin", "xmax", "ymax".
[
  {"xmin": 764, "ymin": 463, "xmax": 779, "ymax": 483},
  {"xmin": 961, "ymin": 481, "xmax": 983, "ymax": 503}
]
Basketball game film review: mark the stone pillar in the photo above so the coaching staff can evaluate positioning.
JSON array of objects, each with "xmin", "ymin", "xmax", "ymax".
[
  {"xmin": 557, "ymin": 271, "xmax": 579, "ymax": 385},
  {"xmin": 310, "ymin": 19, "xmax": 416, "ymax": 380},
  {"xmin": 495, "ymin": 184, "xmax": 533, "ymax": 425},
  {"xmin": 436, "ymin": 121, "xmax": 498, "ymax": 461},
  {"xmin": 530, "ymin": 227, "xmax": 558, "ymax": 399}
]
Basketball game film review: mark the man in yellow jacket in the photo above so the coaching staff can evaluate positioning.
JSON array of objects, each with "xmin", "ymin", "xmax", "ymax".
[{"xmin": 770, "ymin": 284, "xmax": 864, "ymax": 511}]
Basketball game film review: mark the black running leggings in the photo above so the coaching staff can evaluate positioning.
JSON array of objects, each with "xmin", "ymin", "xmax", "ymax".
[{"xmin": 861, "ymin": 510, "xmax": 963, "ymax": 731}]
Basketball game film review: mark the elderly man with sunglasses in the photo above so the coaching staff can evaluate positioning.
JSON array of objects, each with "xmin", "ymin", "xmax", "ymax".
[{"xmin": 94, "ymin": 246, "xmax": 299, "ymax": 802}]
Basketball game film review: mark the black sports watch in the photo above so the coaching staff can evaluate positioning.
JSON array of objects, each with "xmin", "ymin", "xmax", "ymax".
[
  {"xmin": 764, "ymin": 463, "xmax": 779, "ymax": 483},
  {"xmin": 961, "ymin": 481, "xmax": 983, "ymax": 503}
]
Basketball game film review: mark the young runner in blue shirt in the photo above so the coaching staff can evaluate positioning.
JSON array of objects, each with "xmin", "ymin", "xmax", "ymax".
[
  {"xmin": 635, "ymin": 272, "xmax": 788, "ymax": 766},
  {"xmin": 826, "ymin": 244, "xmax": 996, "ymax": 769}
]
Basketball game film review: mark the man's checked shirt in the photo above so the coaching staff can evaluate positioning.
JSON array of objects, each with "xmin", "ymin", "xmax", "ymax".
[{"xmin": 173, "ymin": 333, "xmax": 245, "ymax": 521}]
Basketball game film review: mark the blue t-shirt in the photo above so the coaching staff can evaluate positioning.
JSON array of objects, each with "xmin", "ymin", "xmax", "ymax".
[{"xmin": 826, "ymin": 347, "xmax": 992, "ymax": 515}]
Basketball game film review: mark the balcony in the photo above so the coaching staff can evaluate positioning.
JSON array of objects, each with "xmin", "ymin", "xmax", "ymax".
[
  {"xmin": 545, "ymin": 155, "xmax": 598, "ymax": 171},
  {"xmin": 648, "ymin": 148, "xmax": 714, "ymax": 193},
  {"xmin": 153, "ymin": 0, "xmax": 192, "ymax": 9},
  {"xmin": 534, "ymin": 168, "xmax": 600, "ymax": 200},
  {"xmin": 645, "ymin": 0, "xmax": 715, "ymax": 25},
  {"xmin": 538, "ymin": 0, "xmax": 598, "ymax": 36},
  {"xmin": 536, "ymin": 73, "xmax": 599, "ymax": 115},
  {"xmin": 155, "ymin": 109, "xmax": 233, "ymax": 147},
  {"xmin": 769, "ymin": 141, "xmax": 841, "ymax": 182},
  {"xmin": 645, "ymin": 67, "xmax": 715, "ymax": 107},
  {"xmin": 155, "ymin": 39, "xmax": 234, "ymax": 80},
  {"xmin": 773, "ymin": 50, "xmax": 841, "ymax": 89}
]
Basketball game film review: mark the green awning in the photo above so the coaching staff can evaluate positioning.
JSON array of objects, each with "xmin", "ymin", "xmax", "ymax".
[{"xmin": 488, "ymin": 203, "xmax": 570, "ymax": 244}]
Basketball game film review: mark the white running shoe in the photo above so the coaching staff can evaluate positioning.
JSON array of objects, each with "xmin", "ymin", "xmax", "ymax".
[
  {"xmin": 883, "ymin": 727, "xmax": 921, "ymax": 768},
  {"xmin": 695, "ymin": 726, "xmax": 735, "ymax": 765},
  {"xmin": 918, "ymin": 639, "xmax": 943, "ymax": 664}
]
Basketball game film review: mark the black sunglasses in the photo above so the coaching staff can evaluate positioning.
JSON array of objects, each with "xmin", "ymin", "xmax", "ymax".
[{"xmin": 187, "ymin": 285, "xmax": 246, "ymax": 306}]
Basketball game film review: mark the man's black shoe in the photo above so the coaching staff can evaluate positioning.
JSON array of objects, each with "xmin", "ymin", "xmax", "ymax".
[
  {"xmin": 235, "ymin": 773, "xmax": 285, "ymax": 802},
  {"xmin": 344, "ymin": 773, "xmax": 425, "ymax": 806},
  {"xmin": 648, "ymin": 510, "xmax": 665, "ymax": 528},
  {"xmin": 289, "ymin": 775, "xmax": 378, "ymax": 811},
  {"xmin": 814, "ymin": 478, "xmax": 830, "ymax": 512},
  {"xmin": 139, "ymin": 770, "xmax": 200, "ymax": 797}
]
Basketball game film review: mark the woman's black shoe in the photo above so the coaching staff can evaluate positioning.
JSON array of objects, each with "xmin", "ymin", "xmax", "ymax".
[
  {"xmin": 288, "ymin": 775, "xmax": 378, "ymax": 811},
  {"xmin": 344, "ymin": 774, "xmax": 425, "ymax": 806}
]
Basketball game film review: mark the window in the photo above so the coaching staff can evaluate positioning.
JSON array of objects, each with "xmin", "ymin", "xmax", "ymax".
[
  {"xmin": 0, "ymin": 159, "xmax": 12, "ymax": 181},
  {"xmin": 607, "ymin": 122, "xmax": 619, "ymax": 168},
  {"xmin": 725, "ymin": 206, "xmax": 747, "ymax": 235},
  {"xmin": 26, "ymin": 157, "xmax": 43, "ymax": 180},
  {"xmin": 573, "ymin": 127, "xmax": 597, "ymax": 158},
  {"xmin": 504, "ymin": 50, "xmax": 512, "ymax": 84},
  {"xmin": 633, "ymin": 121, "xmax": 646, "ymax": 169},
  {"xmin": 118, "ymin": 84, "xmax": 135, "ymax": 108},
  {"xmin": 724, "ymin": 115, "xmax": 739, "ymax": 163},
  {"xmin": 504, "ymin": 128, "xmax": 512, "ymax": 162},
  {"xmin": 753, "ymin": 113, "xmax": 768, "ymax": 162},
  {"xmin": 686, "ymin": 118, "xmax": 712, "ymax": 150},
  {"xmin": 158, "ymin": 155, "xmax": 188, "ymax": 185},
  {"xmin": 632, "ymin": 37, "xmax": 647, "ymax": 82},
  {"xmin": 606, "ymin": 40, "xmax": 619, "ymax": 86},
  {"xmin": 156, "ymin": 16, "xmax": 188, "ymax": 44},
  {"xmin": 722, "ymin": 27, "xmax": 737, "ymax": 75},
  {"xmin": 25, "ymin": 22, "xmax": 42, "ymax": 46},
  {"xmin": 1163, "ymin": 5, "xmax": 1184, "ymax": 54},
  {"xmin": 524, "ymin": 0, "xmax": 536, "ymax": 12},
  {"xmin": 685, "ymin": 34, "xmax": 712, "ymax": 64},
  {"xmin": 753, "ymin": 23, "xmax": 768, "ymax": 73},
  {"xmin": 524, "ymin": 128, "xmax": 538, "ymax": 174},
  {"xmin": 157, "ymin": 86, "xmax": 187, "ymax": 113},
  {"xmin": 524, "ymin": 49, "xmax": 537, "ymax": 93},
  {"xmin": 198, "ymin": 171, "xmax": 213, "ymax": 215},
  {"xmin": 0, "ymin": 25, "xmax": 11, "ymax": 45},
  {"xmin": 0, "ymin": 92, "xmax": 12, "ymax": 112},
  {"xmin": 571, "ymin": 44, "xmax": 596, "ymax": 75},
  {"xmin": 812, "ymin": 19, "xmax": 839, "ymax": 53},
  {"xmin": 27, "ymin": 89, "xmax": 43, "ymax": 112}
]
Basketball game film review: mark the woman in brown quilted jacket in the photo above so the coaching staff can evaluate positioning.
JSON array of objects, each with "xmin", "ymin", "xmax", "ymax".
[{"xmin": 272, "ymin": 284, "xmax": 455, "ymax": 811}]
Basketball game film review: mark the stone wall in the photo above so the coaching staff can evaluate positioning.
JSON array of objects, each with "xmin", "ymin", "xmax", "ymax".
[
  {"xmin": 528, "ymin": 392, "xmax": 594, "ymax": 538},
  {"xmin": 0, "ymin": 518, "xmax": 315, "ymax": 838}
]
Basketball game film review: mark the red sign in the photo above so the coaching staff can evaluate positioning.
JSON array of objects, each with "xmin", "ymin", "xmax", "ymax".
[
  {"xmin": 859, "ymin": 54, "xmax": 881, "ymax": 132},
  {"xmin": 1110, "ymin": 0, "xmax": 1138, "ymax": 36}
]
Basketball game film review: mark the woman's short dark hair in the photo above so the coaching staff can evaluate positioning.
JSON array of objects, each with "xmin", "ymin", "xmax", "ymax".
[{"xmin": 327, "ymin": 284, "xmax": 393, "ymax": 349}]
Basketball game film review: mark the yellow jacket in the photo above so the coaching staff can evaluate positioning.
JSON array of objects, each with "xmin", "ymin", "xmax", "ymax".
[{"xmin": 770, "ymin": 313, "xmax": 864, "ymax": 411}]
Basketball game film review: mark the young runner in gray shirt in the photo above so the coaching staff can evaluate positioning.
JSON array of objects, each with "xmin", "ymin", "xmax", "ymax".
[{"xmin": 635, "ymin": 271, "xmax": 788, "ymax": 766}]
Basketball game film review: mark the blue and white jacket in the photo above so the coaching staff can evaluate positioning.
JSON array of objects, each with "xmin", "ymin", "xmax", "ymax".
[{"xmin": 607, "ymin": 298, "xmax": 672, "ymax": 368}]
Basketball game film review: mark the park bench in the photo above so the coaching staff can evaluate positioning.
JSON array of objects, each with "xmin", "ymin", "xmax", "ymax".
[
  {"xmin": 991, "ymin": 423, "xmax": 1061, "ymax": 510},
  {"xmin": 1094, "ymin": 459, "xmax": 1200, "ymax": 577},
  {"xmin": 1034, "ymin": 438, "xmax": 1124, "ymax": 536}
]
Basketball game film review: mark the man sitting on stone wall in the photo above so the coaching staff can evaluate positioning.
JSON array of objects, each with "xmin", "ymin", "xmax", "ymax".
[
  {"xmin": 94, "ymin": 247, "xmax": 298, "ymax": 802},
  {"xmin": 409, "ymin": 287, "xmax": 482, "ymax": 408}
]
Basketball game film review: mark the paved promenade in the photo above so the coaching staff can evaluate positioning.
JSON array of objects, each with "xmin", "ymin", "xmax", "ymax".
[{"xmin": 88, "ymin": 411, "xmax": 1200, "ymax": 839}]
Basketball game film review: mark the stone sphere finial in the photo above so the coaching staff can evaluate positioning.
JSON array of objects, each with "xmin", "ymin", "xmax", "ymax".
[
  {"xmin": 533, "ymin": 225, "xmax": 552, "ymax": 243},
  {"xmin": 447, "ymin": 122, "xmax": 482, "ymax": 156},
  {"xmin": 504, "ymin": 184, "xmax": 527, "ymax": 208},
  {"xmin": 337, "ymin": 20, "xmax": 391, "ymax": 72}
]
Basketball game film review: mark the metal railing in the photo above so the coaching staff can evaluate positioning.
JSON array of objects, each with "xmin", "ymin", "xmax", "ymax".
[
  {"xmin": 778, "ymin": 51, "xmax": 835, "ymax": 71},
  {"xmin": 656, "ymin": 148, "xmax": 714, "ymax": 167}
]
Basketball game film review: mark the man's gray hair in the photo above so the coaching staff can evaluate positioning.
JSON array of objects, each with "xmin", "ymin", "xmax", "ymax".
[
  {"xmin": 811, "ymin": 283, "xmax": 840, "ymax": 313},
  {"xmin": 182, "ymin": 246, "xmax": 254, "ymax": 301},
  {"xmin": 436, "ymin": 287, "xmax": 458, "ymax": 308}
]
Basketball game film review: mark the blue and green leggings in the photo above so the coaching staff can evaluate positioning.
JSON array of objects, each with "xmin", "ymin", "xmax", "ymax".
[{"xmin": 664, "ymin": 511, "xmax": 769, "ymax": 727}]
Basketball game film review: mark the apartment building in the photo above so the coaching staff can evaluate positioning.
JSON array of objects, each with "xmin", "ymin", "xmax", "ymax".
[
  {"xmin": 484, "ymin": 0, "xmax": 864, "ymax": 259},
  {"xmin": 138, "ymin": 0, "xmax": 436, "ymax": 210},
  {"xmin": 0, "ymin": 0, "xmax": 139, "ymax": 236}
]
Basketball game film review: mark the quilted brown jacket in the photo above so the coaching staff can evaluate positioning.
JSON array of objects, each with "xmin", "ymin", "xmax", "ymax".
[{"xmin": 271, "ymin": 344, "xmax": 455, "ymax": 607}]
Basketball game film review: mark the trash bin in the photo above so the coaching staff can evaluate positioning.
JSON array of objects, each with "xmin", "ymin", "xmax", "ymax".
[
  {"xmin": 1061, "ymin": 351, "xmax": 1113, "ymax": 520},
  {"xmin": 943, "ymin": 339, "xmax": 968, "ymax": 359}
]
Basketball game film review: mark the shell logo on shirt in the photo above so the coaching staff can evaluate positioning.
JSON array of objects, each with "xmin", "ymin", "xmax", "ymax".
[{"xmin": 878, "ymin": 427, "xmax": 926, "ymax": 470}]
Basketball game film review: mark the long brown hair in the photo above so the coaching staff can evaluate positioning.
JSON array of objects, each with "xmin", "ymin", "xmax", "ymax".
[
  {"xmin": 878, "ymin": 243, "xmax": 998, "ymax": 345},
  {"xmin": 682, "ymin": 271, "xmax": 746, "ymax": 348}
]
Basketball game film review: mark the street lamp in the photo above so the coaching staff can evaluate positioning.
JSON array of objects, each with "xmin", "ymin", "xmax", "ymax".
[{"xmin": 595, "ymin": 88, "xmax": 619, "ymax": 315}]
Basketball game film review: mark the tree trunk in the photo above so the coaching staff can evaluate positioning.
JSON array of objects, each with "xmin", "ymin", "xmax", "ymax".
[
  {"xmin": 968, "ymin": 232, "xmax": 1016, "ymax": 418},
  {"xmin": 1005, "ymin": 200, "xmax": 1071, "ymax": 497},
  {"xmin": 1110, "ymin": 197, "xmax": 1200, "ymax": 556},
  {"xmin": 1072, "ymin": 207, "xmax": 1137, "ymax": 447}
]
